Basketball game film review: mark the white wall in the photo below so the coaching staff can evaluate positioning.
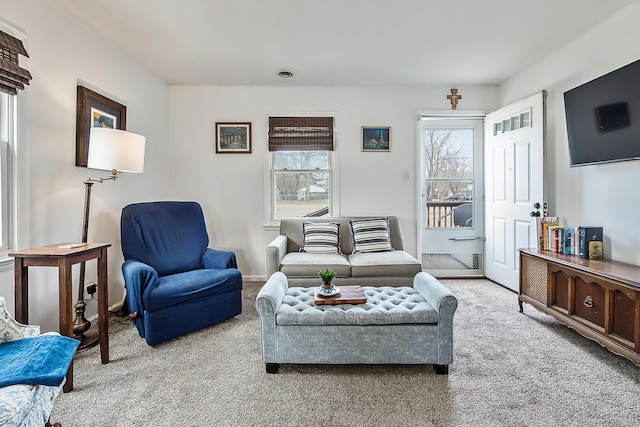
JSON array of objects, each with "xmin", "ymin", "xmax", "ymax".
[
  {"xmin": 8, "ymin": 0, "xmax": 638, "ymax": 329},
  {"xmin": 169, "ymin": 86, "xmax": 498, "ymax": 278},
  {"xmin": 500, "ymin": 2, "xmax": 640, "ymax": 266},
  {"xmin": 0, "ymin": 1, "xmax": 171, "ymax": 331}
]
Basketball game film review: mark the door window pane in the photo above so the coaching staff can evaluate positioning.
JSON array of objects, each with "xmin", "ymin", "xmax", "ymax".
[
  {"xmin": 493, "ymin": 110, "xmax": 532, "ymax": 136},
  {"xmin": 424, "ymin": 128, "xmax": 474, "ymax": 228}
]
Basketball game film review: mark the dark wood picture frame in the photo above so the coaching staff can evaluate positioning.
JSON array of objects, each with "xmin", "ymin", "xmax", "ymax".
[
  {"xmin": 75, "ymin": 85, "xmax": 127, "ymax": 166},
  {"xmin": 215, "ymin": 122, "xmax": 252, "ymax": 154},
  {"xmin": 361, "ymin": 126, "xmax": 391, "ymax": 152}
]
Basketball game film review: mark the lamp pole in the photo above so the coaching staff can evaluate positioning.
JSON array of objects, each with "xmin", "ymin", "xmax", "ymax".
[
  {"xmin": 72, "ymin": 172, "xmax": 118, "ymax": 346},
  {"xmin": 72, "ymin": 180, "xmax": 94, "ymax": 339}
]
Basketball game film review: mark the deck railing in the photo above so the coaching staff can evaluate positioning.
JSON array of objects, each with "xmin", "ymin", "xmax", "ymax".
[
  {"xmin": 277, "ymin": 201, "xmax": 471, "ymax": 227},
  {"xmin": 427, "ymin": 201, "xmax": 472, "ymax": 228}
]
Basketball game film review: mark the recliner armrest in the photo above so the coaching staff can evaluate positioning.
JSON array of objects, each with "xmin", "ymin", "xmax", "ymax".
[
  {"xmin": 203, "ymin": 248, "xmax": 238, "ymax": 269},
  {"xmin": 266, "ymin": 235, "xmax": 288, "ymax": 277},
  {"xmin": 122, "ymin": 260, "xmax": 160, "ymax": 315}
]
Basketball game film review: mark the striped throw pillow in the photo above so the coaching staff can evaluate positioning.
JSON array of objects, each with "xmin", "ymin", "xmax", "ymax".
[
  {"xmin": 349, "ymin": 217, "xmax": 394, "ymax": 253},
  {"xmin": 301, "ymin": 222, "xmax": 341, "ymax": 254}
]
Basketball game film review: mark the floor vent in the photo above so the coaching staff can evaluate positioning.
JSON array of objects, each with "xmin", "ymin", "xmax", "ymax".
[{"xmin": 422, "ymin": 253, "xmax": 482, "ymax": 271}]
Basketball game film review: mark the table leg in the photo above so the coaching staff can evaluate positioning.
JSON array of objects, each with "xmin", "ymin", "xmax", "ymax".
[
  {"xmin": 97, "ymin": 247, "xmax": 109, "ymax": 364},
  {"xmin": 13, "ymin": 258, "xmax": 28, "ymax": 323},
  {"xmin": 58, "ymin": 259, "xmax": 74, "ymax": 392}
]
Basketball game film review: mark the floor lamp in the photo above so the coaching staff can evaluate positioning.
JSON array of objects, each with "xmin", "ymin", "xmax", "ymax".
[{"xmin": 72, "ymin": 127, "xmax": 145, "ymax": 346}]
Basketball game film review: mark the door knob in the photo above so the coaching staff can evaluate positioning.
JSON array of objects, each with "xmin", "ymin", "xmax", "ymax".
[{"xmin": 530, "ymin": 211, "xmax": 540, "ymax": 217}]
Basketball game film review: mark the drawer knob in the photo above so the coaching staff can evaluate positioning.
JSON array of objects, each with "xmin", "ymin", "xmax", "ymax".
[{"xmin": 584, "ymin": 296, "xmax": 594, "ymax": 308}]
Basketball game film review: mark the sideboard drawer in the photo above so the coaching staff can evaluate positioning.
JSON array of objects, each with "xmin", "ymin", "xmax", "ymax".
[
  {"xmin": 573, "ymin": 275, "xmax": 606, "ymax": 329},
  {"xmin": 612, "ymin": 289, "xmax": 636, "ymax": 345},
  {"xmin": 549, "ymin": 267, "xmax": 569, "ymax": 312}
]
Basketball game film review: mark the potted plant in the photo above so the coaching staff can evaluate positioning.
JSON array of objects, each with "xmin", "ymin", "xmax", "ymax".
[{"xmin": 318, "ymin": 268, "xmax": 336, "ymax": 290}]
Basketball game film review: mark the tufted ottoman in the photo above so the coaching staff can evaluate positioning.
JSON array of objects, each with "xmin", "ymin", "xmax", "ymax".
[{"xmin": 255, "ymin": 271, "xmax": 457, "ymax": 374}]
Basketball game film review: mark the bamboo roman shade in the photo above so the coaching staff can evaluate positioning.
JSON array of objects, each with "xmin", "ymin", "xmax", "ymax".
[
  {"xmin": 268, "ymin": 116, "xmax": 334, "ymax": 151},
  {"xmin": 0, "ymin": 30, "xmax": 31, "ymax": 95}
]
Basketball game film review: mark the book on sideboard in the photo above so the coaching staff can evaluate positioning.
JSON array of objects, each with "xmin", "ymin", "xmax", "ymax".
[
  {"xmin": 562, "ymin": 227, "xmax": 577, "ymax": 255},
  {"xmin": 536, "ymin": 218, "xmax": 602, "ymax": 258},
  {"xmin": 537, "ymin": 216, "xmax": 559, "ymax": 251},
  {"xmin": 547, "ymin": 225, "xmax": 563, "ymax": 253},
  {"xmin": 578, "ymin": 226, "xmax": 603, "ymax": 260}
]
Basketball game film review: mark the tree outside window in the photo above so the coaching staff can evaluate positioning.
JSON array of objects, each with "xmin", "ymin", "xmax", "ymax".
[{"xmin": 273, "ymin": 151, "xmax": 330, "ymax": 219}]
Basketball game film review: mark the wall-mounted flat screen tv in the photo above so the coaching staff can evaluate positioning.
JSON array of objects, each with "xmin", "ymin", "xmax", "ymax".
[{"xmin": 563, "ymin": 58, "xmax": 640, "ymax": 167}]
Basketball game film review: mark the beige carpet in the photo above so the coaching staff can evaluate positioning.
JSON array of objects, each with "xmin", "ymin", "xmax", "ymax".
[{"xmin": 51, "ymin": 279, "xmax": 640, "ymax": 426}]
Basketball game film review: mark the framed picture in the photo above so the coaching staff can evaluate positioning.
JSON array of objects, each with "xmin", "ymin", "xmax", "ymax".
[
  {"xmin": 75, "ymin": 85, "xmax": 127, "ymax": 166},
  {"xmin": 361, "ymin": 126, "xmax": 391, "ymax": 152},
  {"xmin": 215, "ymin": 122, "xmax": 252, "ymax": 153}
]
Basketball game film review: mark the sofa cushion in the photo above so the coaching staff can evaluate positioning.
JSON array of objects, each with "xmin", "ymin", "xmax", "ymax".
[
  {"xmin": 349, "ymin": 217, "xmax": 393, "ymax": 253},
  {"xmin": 301, "ymin": 222, "xmax": 341, "ymax": 254},
  {"xmin": 348, "ymin": 251, "xmax": 422, "ymax": 277},
  {"xmin": 280, "ymin": 252, "xmax": 351, "ymax": 277}
]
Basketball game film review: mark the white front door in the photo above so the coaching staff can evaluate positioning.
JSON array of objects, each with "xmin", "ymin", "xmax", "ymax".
[{"xmin": 484, "ymin": 92, "xmax": 546, "ymax": 291}]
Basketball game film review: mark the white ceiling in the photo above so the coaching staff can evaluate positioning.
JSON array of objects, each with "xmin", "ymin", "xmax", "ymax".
[{"xmin": 53, "ymin": 0, "xmax": 637, "ymax": 87}]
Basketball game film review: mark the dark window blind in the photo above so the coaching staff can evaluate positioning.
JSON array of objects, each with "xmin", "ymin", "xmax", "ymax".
[
  {"xmin": 0, "ymin": 30, "xmax": 31, "ymax": 95},
  {"xmin": 268, "ymin": 116, "xmax": 334, "ymax": 151}
]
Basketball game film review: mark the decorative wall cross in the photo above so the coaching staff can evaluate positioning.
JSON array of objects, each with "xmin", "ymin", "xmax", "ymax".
[{"xmin": 447, "ymin": 88, "xmax": 462, "ymax": 110}]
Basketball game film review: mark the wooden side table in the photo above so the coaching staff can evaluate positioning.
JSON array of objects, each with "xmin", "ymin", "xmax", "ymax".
[{"xmin": 9, "ymin": 243, "xmax": 111, "ymax": 392}]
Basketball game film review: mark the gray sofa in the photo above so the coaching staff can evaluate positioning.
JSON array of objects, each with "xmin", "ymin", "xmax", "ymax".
[
  {"xmin": 266, "ymin": 216, "xmax": 422, "ymax": 286},
  {"xmin": 255, "ymin": 271, "xmax": 458, "ymax": 374}
]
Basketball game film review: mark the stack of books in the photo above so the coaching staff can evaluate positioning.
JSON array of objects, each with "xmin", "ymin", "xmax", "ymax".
[{"xmin": 536, "ymin": 217, "xmax": 603, "ymax": 259}]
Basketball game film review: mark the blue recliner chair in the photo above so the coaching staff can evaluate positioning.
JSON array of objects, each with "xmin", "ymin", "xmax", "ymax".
[{"xmin": 121, "ymin": 201, "xmax": 243, "ymax": 346}]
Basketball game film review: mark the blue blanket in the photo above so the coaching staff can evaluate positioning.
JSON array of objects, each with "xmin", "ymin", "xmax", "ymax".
[{"xmin": 0, "ymin": 335, "xmax": 80, "ymax": 387}]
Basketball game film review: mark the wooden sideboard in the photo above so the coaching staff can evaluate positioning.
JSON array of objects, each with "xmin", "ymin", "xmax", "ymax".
[{"xmin": 519, "ymin": 248, "xmax": 640, "ymax": 365}]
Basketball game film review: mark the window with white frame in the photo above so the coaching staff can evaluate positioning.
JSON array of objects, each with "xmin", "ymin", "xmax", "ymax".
[
  {"xmin": 0, "ymin": 27, "xmax": 31, "ymax": 256},
  {"xmin": 0, "ymin": 92, "xmax": 14, "ymax": 252},
  {"xmin": 269, "ymin": 116, "xmax": 336, "ymax": 221}
]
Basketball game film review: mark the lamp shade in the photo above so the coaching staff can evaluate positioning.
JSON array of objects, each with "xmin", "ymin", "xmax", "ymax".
[{"xmin": 87, "ymin": 127, "xmax": 145, "ymax": 173}]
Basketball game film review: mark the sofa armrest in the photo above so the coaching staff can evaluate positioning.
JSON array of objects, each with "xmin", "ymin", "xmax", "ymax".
[
  {"xmin": 256, "ymin": 271, "xmax": 288, "ymax": 317},
  {"xmin": 0, "ymin": 297, "xmax": 40, "ymax": 343},
  {"xmin": 413, "ymin": 272, "xmax": 458, "ymax": 321},
  {"xmin": 414, "ymin": 272, "xmax": 457, "ymax": 365},
  {"xmin": 255, "ymin": 272, "xmax": 288, "ymax": 362},
  {"xmin": 266, "ymin": 234, "xmax": 288, "ymax": 277}
]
